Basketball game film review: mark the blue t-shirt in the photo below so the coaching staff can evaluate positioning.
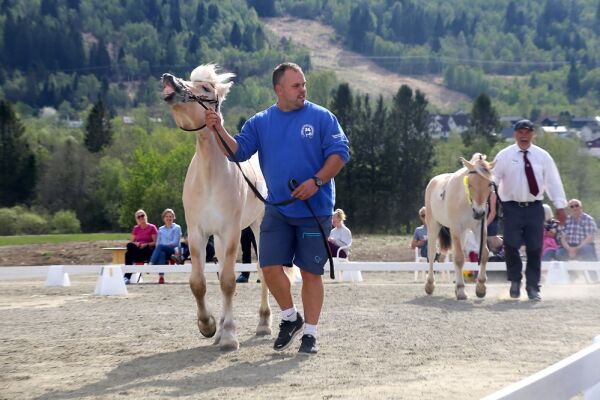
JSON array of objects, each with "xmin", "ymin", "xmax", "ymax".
[{"xmin": 234, "ymin": 101, "xmax": 350, "ymax": 218}]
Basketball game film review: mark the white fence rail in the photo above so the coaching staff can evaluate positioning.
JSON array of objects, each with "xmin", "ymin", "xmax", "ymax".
[
  {"xmin": 483, "ymin": 336, "xmax": 600, "ymax": 400},
  {"xmin": 0, "ymin": 261, "xmax": 599, "ymax": 281}
]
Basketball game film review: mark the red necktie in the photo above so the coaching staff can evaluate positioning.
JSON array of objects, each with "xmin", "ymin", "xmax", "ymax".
[{"xmin": 522, "ymin": 150, "xmax": 539, "ymax": 196}]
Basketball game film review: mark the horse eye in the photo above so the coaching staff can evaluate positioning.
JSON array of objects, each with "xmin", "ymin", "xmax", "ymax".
[{"xmin": 202, "ymin": 86, "xmax": 211, "ymax": 93}]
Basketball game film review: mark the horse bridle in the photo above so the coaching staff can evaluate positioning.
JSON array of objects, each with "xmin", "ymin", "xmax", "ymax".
[{"xmin": 167, "ymin": 77, "xmax": 336, "ymax": 278}]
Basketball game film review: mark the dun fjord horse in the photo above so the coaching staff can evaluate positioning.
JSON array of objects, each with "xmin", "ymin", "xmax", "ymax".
[
  {"xmin": 424, "ymin": 153, "xmax": 495, "ymax": 300},
  {"xmin": 161, "ymin": 64, "xmax": 270, "ymax": 350}
]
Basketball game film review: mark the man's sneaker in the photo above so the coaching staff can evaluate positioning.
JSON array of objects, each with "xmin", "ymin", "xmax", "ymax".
[
  {"xmin": 170, "ymin": 254, "xmax": 184, "ymax": 265},
  {"xmin": 526, "ymin": 287, "xmax": 541, "ymax": 301},
  {"xmin": 298, "ymin": 334, "xmax": 318, "ymax": 355},
  {"xmin": 273, "ymin": 313, "xmax": 304, "ymax": 351},
  {"xmin": 509, "ymin": 281, "xmax": 521, "ymax": 298},
  {"xmin": 236, "ymin": 273, "xmax": 249, "ymax": 283}
]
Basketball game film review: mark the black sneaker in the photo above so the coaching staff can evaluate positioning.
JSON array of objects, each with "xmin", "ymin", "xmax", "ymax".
[
  {"xmin": 298, "ymin": 334, "xmax": 318, "ymax": 355},
  {"xmin": 273, "ymin": 313, "xmax": 304, "ymax": 351},
  {"xmin": 526, "ymin": 287, "xmax": 541, "ymax": 301},
  {"xmin": 509, "ymin": 281, "xmax": 521, "ymax": 299}
]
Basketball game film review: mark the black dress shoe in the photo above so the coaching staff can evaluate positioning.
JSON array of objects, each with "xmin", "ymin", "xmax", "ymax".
[
  {"xmin": 526, "ymin": 287, "xmax": 541, "ymax": 301},
  {"xmin": 509, "ymin": 281, "xmax": 521, "ymax": 298}
]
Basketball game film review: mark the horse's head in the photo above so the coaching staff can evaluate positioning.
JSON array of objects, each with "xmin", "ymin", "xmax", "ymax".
[
  {"xmin": 161, "ymin": 64, "xmax": 235, "ymax": 131},
  {"xmin": 460, "ymin": 153, "xmax": 496, "ymax": 220}
]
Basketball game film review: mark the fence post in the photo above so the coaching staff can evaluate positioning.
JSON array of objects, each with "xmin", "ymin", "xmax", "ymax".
[{"xmin": 584, "ymin": 335, "xmax": 600, "ymax": 400}]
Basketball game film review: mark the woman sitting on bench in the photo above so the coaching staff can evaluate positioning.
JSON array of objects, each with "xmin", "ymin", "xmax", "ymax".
[{"xmin": 124, "ymin": 209, "xmax": 157, "ymax": 284}]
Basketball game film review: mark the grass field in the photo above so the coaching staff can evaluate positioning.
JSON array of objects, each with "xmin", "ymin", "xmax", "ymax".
[{"xmin": 0, "ymin": 233, "xmax": 129, "ymax": 246}]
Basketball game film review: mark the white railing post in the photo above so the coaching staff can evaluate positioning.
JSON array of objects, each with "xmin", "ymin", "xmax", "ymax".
[{"xmin": 584, "ymin": 335, "xmax": 600, "ymax": 400}]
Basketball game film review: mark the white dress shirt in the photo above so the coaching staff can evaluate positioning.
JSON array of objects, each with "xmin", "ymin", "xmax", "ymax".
[
  {"xmin": 329, "ymin": 224, "xmax": 352, "ymax": 247},
  {"xmin": 493, "ymin": 143, "xmax": 567, "ymax": 208}
]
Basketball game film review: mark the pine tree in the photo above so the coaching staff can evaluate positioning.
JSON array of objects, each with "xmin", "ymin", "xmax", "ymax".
[
  {"xmin": 84, "ymin": 100, "xmax": 113, "ymax": 153},
  {"xmin": 566, "ymin": 61, "xmax": 581, "ymax": 101},
  {"xmin": 464, "ymin": 93, "xmax": 500, "ymax": 150},
  {"xmin": 230, "ymin": 22, "xmax": 242, "ymax": 48},
  {"xmin": 0, "ymin": 100, "xmax": 37, "ymax": 206}
]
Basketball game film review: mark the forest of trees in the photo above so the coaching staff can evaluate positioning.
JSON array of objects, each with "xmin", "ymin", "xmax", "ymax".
[{"xmin": 1, "ymin": 0, "xmax": 600, "ymax": 234}]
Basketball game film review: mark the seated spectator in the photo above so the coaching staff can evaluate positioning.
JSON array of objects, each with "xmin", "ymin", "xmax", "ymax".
[
  {"xmin": 541, "ymin": 204, "xmax": 561, "ymax": 261},
  {"xmin": 328, "ymin": 208, "xmax": 352, "ymax": 258},
  {"xmin": 149, "ymin": 208, "xmax": 182, "ymax": 284},
  {"xmin": 236, "ymin": 227, "xmax": 258, "ymax": 283},
  {"xmin": 556, "ymin": 199, "xmax": 598, "ymax": 261},
  {"xmin": 124, "ymin": 209, "xmax": 157, "ymax": 284},
  {"xmin": 172, "ymin": 235, "xmax": 216, "ymax": 264}
]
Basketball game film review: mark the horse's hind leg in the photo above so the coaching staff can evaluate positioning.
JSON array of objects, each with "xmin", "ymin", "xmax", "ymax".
[
  {"xmin": 452, "ymin": 232, "xmax": 467, "ymax": 300},
  {"xmin": 251, "ymin": 221, "xmax": 272, "ymax": 336},
  {"xmin": 425, "ymin": 221, "xmax": 441, "ymax": 295},
  {"xmin": 215, "ymin": 232, "xmax": 240, "ymax": 351},
  {"xmin": 189, "ymin": 234, "xmax": 217, "ymax": 338}
]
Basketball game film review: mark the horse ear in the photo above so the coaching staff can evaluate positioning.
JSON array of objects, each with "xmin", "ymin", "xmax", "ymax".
[
  {"xmin": 488, "ymin": 160, "xmax": 497, "ymax": 170},
  {"xmin": 460, "ymin": 157, "xmax": 475, "ymax": 171}
]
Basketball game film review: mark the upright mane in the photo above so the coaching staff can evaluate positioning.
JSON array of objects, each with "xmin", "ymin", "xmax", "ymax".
[
  {"xmin": 462, "ymin": 152, "xmax": 494, "ymax": 181},
  {"xmin": 190, "ymin": 64, "xmax": 236, "ymax": 100}
]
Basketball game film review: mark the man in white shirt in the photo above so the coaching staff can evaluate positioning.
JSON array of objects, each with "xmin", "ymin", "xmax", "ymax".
[{"xmin": 493, "ymin": 119, "xmax": 567, "ymax": 301}]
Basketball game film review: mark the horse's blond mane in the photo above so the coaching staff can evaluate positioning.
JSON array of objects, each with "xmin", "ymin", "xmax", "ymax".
[{"xmin": 190, "ymin": 64, "xmax": 235, "ymax": 100}]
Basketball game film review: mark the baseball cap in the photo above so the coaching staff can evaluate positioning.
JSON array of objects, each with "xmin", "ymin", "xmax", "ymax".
[{"xmin": 514, "ymin": 119, "xmax": 534, "ymax": 131}]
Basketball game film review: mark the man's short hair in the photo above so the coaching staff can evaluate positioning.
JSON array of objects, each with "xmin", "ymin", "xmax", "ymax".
[
  {"xmin": 514, "ymin": 119, "xmax": 534, "ymax": 131},
  {"xmin": 272, "ymin": 62, "xmax": 303, "ymax": 88}
]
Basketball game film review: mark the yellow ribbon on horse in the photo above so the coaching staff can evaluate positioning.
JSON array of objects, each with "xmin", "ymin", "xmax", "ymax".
[{"xmin": 463, "ymin": 175, "xmax": 472, "ymax": 204}]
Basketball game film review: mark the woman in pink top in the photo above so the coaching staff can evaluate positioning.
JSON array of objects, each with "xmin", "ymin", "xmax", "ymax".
[{"xmin": 124, "ymin": 209, "xmax": 158, "ymax": 281}]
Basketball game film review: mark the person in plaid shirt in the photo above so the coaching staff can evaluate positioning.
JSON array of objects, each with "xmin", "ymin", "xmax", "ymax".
[{"xmin": 557, "ymin": 199, "xmax": 598, "ymax": 261}]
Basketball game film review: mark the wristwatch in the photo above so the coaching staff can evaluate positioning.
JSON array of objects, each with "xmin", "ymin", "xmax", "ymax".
[{"xmin": 312, "ymin": 176, "xmax": 323, "ymax": 187}]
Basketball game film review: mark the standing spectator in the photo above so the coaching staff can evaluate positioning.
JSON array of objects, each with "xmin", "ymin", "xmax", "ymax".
[
  {"xmin": 541, "ymin": 204, "xmax": 561, "ymax": 261},
  {"xmin": 492, "ymin": 119, "xmax": 567, "ymax": 301},
  {"xmin": 149, "ymin": 208, "xmax": 182, "ymax": 284},
  {"xmin": 236, "ymin": 227, "xmax": 258, "ymax": 283},
  {"xmin": 411, "ymin": 207, "xmax": 435, "ymax": 260},
  {"xmin": 205, "ymin": 62, "xmax": 349, "ymax": 354},
  {"xmin": 556, "ymin": 199, "xmax": 598, "ymax": 261},
  {"xmin": 328, "ymin": 208, "xmax": 352, "ymax": 258},
  {"xmin": 124, "ymin": 209, "xmax": 157, "ymax": 284}
]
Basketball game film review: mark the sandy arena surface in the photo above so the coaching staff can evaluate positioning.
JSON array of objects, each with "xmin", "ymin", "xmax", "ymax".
[{"xmin": 1, "ymin": 271, "xmax": 599, "ymax": 400}]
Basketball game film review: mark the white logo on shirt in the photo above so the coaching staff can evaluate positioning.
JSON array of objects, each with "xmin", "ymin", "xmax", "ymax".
[
  {"xmin": 301, "ymin": 124, "xmax": 314, "ymax": 139},
  {"xmin": 332, "ymin": 133, "xmax": 343, "ymax": 139}
]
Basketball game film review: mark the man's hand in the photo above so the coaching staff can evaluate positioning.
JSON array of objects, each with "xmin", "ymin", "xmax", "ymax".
[
  {"xmin": 291, "ymin": 178, "xmax": 320, "ymax": 200},
  {"xmin": 205, "ymin": 109, "xmax": 223, "ymax": 132}
]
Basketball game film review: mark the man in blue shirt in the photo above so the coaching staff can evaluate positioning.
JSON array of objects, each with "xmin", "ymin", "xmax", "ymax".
[{"xmin": 205, "ymin": 62, "xmax": 349, "ymax": 354}]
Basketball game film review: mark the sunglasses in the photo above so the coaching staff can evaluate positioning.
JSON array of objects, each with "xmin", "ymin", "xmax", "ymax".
[
  {"xmin": 136, "ymin": 215, "xmax": 146, "ymax": 219},
  {"xmin": 569, "ymin": 204, "xmax": 580, "ymax": 208}
]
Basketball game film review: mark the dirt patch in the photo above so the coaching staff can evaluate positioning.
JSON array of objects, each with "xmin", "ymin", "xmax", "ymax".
[
  {"xmin": 1, "ymin": 273, "xmax": 599, "ymax": 399},
  {"xmin": 262, "ymin": 17, "xmax": 471, "ymax": 111},
  {"xmin": 0, "ymin": 234, "xmax": 415, "ymax": 267}
]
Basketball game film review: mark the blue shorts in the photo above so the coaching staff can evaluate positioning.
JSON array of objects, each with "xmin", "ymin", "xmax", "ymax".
[{"xmin": 259, "ymin": 206, "xmax": 332, "ymax": 275}]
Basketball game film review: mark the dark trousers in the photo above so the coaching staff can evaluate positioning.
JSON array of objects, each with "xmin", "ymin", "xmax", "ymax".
[
  {"xmin": 239, "ymin": 227, "xmax": 257, "ymax": 278},
  {"xmin": 124, "ymin": 242, "xmax": 154, "ymax": 279},
  {"xmin": 502, "ymin": 201, "xmax": 544, "ymax": 289}
]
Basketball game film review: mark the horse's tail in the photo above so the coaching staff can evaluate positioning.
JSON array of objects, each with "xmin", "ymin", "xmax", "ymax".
[{"xmin": 438, "ymin": 226, "xmax": 452, "ymax": 251}]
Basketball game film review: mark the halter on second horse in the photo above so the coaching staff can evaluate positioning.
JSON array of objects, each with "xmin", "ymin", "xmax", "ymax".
[
  {"xmin": 168, "ymin": 76, "xmax": 336, "ymax": 278},
  {"xmin": 463, "ymin": 170, "xmax": 495, "ymax": 266}
]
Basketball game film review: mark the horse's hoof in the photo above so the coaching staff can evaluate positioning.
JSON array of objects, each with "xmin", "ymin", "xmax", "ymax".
[
  {"xmin": 455, "ymin": 288, "xmax": 467, "ymax": 300},
  {"xmin": 256, "ymin": 325, "xmax": 272, "ymax": 336},
  {"xmin": 198, "ymin": 316, "xmax": 217, "ymax": 338},
  {"xmin": 475, "ymin": 284, "xmax": 487, "ymax": 298},
  {"xmin": 219, "ymin": 338, "xmax": 240, "ymax": 351},
  {"xmin": 424, "ymin": 282, "xmax": 435, "ymax": 295}
]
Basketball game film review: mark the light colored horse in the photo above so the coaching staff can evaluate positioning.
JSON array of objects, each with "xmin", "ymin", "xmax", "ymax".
[
  {"xmin": 424, "ymin": 153, "xmax": 496, "ymax": 300},
  {"xmin": 161, "ymin": 64, "xmax": 270, "ymax": 350}
]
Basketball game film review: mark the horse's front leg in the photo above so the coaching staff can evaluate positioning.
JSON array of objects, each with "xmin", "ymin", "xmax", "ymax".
[
  {"xmin": 251, "ymin": 223, "xmax": 271, "ymax": 335},
  {"xmin": 189, "ymin": 235, "xmax": 216, "ymax": 338},
  {"xmin": 453, "ymin": 233, "xmax": 467, "ymax": 300},
  {"xmin": 476, "ymin": 233, "xmax": 489, "ymax": 298},
  {"xmin": 215, "ymin": 232, "xmax": 240, "ymax": 350}
]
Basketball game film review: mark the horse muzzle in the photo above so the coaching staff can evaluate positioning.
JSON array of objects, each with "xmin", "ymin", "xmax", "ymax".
[
  {"xmin": 472, "ymin": 209, "xmax": 485, "ymax": 220},
  {"xmin": 161, "ymin": 73, "xmax": 184, "ymax": 103}
]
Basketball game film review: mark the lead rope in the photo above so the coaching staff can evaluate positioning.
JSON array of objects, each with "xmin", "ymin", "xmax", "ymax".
[{"xmin": 180, "ymin": 94, "xmax": 335, "ymax": 278}]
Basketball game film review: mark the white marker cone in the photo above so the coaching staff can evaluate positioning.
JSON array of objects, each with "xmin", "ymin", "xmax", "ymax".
[
  {"xmin": 94, "ymin": 265, "xmax": 128, "ymax": 295},
  {"xmin": 545, "ymin": 261, "xmax": 569, "ymax": 284},
  {"xmin": 45, "ymin": 265, "xmax": 71, "ymax": 287}
]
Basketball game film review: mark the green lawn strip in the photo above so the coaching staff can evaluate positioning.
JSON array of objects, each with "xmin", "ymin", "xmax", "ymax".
[{"xmin": 0, "ymin": 233, "xmax": 129, "ymax": 246}]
